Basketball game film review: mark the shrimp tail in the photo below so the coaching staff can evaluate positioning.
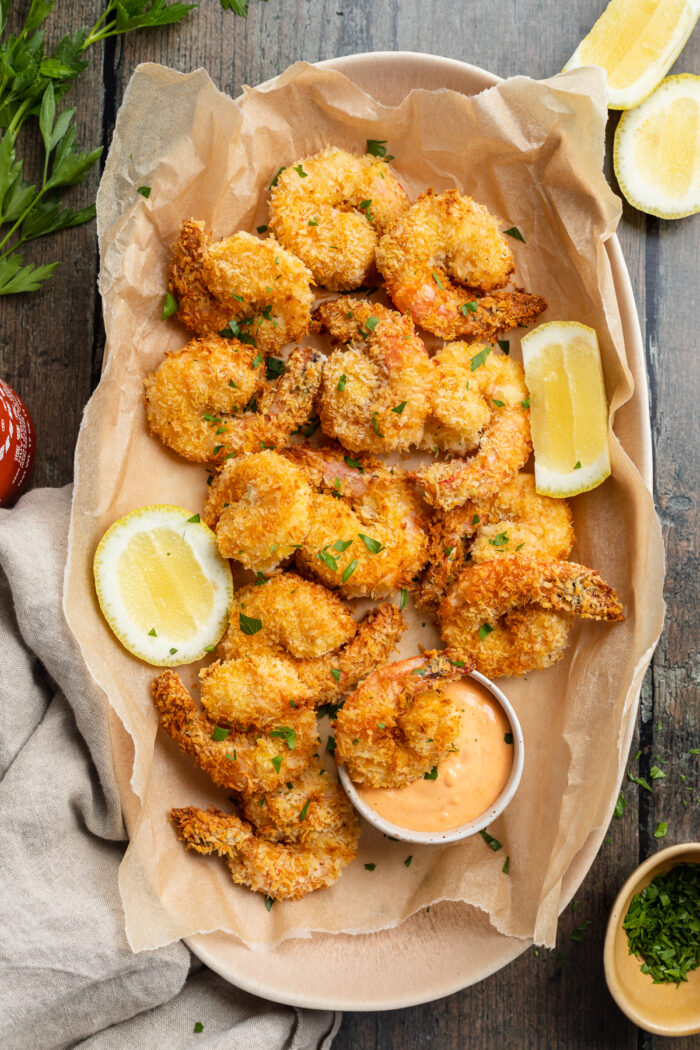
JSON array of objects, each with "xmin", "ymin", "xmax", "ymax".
[
  {"xmin": 537, "ymin": 562, "xmax": 625, "ymax": 621},
  {"xmin": 255, "ymin": 346, "xmax": 324, "ymax": 447},
  {"xmin": 171, "ymin": 805, "xmax": 249, "ymax": 857}
]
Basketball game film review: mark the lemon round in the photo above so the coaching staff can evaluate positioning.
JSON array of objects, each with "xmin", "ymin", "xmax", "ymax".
[
  {"xmin": 614, "ymin": 74, "xmax": 700, "ymax": 219},
  {"xmin": 563, "ymin": 0, "xmax": 700, "ymax": 110},
  {"xmin": 521, "ymin": 322, "xmax": 611, "ymax": 498},
  {"xmin": 93, "ymin": 505, "xmax": 233, "ymax": 666}
]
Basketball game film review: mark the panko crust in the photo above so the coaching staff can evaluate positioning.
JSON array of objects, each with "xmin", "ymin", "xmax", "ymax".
[
  {"xmin": 169, "ymin": 219, "xmax": 314, "ymax": 351},
  {"xmin": 334, "ymin": 649, "xmax": 474, "ymax": 788},
  {"xmin": 269, "ymin": 146, "xmax": 409, "ymax": 291}
]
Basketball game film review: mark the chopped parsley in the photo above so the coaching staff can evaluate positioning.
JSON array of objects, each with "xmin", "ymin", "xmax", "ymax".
[
  {"xmin": 470, "ymin": 346, "xmax": 491, "ymax": 371},
  {"xmin": 497, "ymin": 339, "xmax": 510, "ymax": 354},
  {"xmin": 337, "ymin": 373, "xmax": 348, "ymax": 391},
  {"xmin": 333, "ymin": 539, "xmax": 353, "ymax": 552},
  {"xmin": 479, "ymin": 623, "xmax": 494, "ymax": 641},
  {"xmin": 317, "ymin": 548, "xmax": 339, "ymax": 572},
  {"xmin": 461, "ymin": 300, "xmax": 478, "ymax": 314},
  {"xmin": 574, "ymin": 460, "xmax": 582, "ymax": 470},
  {"xmin": 521, "ymin": 397, "xmax": 530, "ymax": 409},
  {"xmin": 308, "ymin": 216, "xmax": 319, "ymax": 226},
  {"xmin": 257, "ymin": 224, "xmax": 268, "ymax": 233},
  {"xmin": 479, "ymin": 829, "xmax": 503, "ymax": 851},
  {"xmin": 299, "ymin": 799, "xmax": 311, "ymax": 821},
  {"xmin": 212, "ymin": 726, "xmax": 230, "ymax": 741},
  {"xmin": 325, "ymin": 735, "xmax": 337, "ymax": 753},
  {"xmin": 366, "ymin": 139, "xmax": 394, "ymax": 161},
  {"xmin": 194, "ymin": 1021, "xmax": 204, "ymax": 1033},
  {"xmin": 266, "ymin": 357, "xmax": 285, "ymax": 380},
  {"xmin": 342, "ymin": 558, "xmax": 358, "ymax": 583},
  {"xmin": 270, "ymin": 726, "xmax": 296, "ymax": 750},
  {"xmin": 161, "ymin": 291, "xmax": 178, "ymax": 320},
  {"xmin": 137, "ymin": 185, "xmax": 151, "ymax": 198},
  {"xmin": 628, "ymin": 772, "xmax": 653, "ymax": 793},
  {"xmin": 424, "ymin": 766, "xmax": 438, "ymax": 780},
  {"xmin": 399, "ymin": 588, "xmax": 407, "ymax": 611},
  {"xmin": 169, "ymin": 647, "xmax": 178, "ymax": 655},
  {"xmin": 265, "ymin": 895, "xmax": 275, "ymax": 911},
  {"xmin": 251, "ymin": 351, "xmax": 264, "ymax": 369},
  {"xmin": 391, "ymin": 400, "xmax": 407, "ymax": 414},
  {"xmin": 271, "ymin": 754, "xmax": 283, "ymax": 774},
  {"xmin": 364, "ymin": 862, "xmax": 377, "ymax": 871},
  {"xmin": 571, "ymin": 919, "xmax": 592, "ymax": 942},
  {"xmin": 359, "ymin": 533, "xmax": 383, "ymax": 554},
  {"xmin": 503, "ymin": 226, "xmax": 525, "ymax": 243},
  {"xmin": 623, "ymin": 863, "xmax": 700, "ymax": 984},
  {"xmin": 371, "ymin": 413, "xmax": 383, "ymax": 436},
  {"xmin": 502, "ymin": 856, "xmax": 510, "ymax": 875},
  {"xmin": 292, "ymin": 164, "xmax": 308, "ymax": 178},
  {"xmin": 404, "ymin": 856, "xmax": 413, "ymax": 868},
  {"xmin": 504, "ymin": 732, "xmax": 513, "ymax": 745},
  {"xmin": 239, "ymin": 611, "xmax": 263, "ymax": 635},
  {"xmin": 270, "ymin": 166, "xmax": 286, "ymax": 187},
  {"xmin": 148, "ymin": 628, "xmax": 157, "ymax": 637},
  {"xmin": 653, "ymin": 821, "xmax": 668, "ymax": 838},
  {"xmin": 331, "ymin": 668, "xmax": 342, "ymax": 683},
  {"xmin": 432, "ymin": 271, "xmax": 445, "ymax": 290},
  {"xmin": 344, "ymin": 456, "xmax": 364, "ymax": 473}
]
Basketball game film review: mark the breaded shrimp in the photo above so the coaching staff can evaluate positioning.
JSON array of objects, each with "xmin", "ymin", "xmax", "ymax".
[
  {"xmin": 313, "ymin": 299, "xmax": 434, "ymax": 453},
  {"xmin": 268, "ymin": 147, "xmax": 409, "ymax": 291},
  {"xmin": 418, "ymin": 474, "xmax": 574, "ymax": 609},
  {"xmin": 375, "ymin": 190, "xmax": 546, "ymax": 339},
  {"xmin": 283, "ymin": 444, "xmax": 431, "ymax": 598},
  {"xmin": 438, "ymin": 554, "xmax": 624, "ymax": 678},
  {"xmin": 203, "ymin": 450, "xmax": 312, "ymax": 571},
  {"xmin": 170, "ymin": 797, "xmax": 359, "ymax": 899},
  {"xmin": 169, "ymin": 220, "xmax": 313, "ymax": 352},
  {"xmin": 152, "ymin": 670, "xmax": 316, "ymax": 793},
  {"xmin": 239, "ymin": 764, "xmax": 360, "ymax": 848},
  {"xmin": 217, "ymin": 578, "xmax": 406, "ymax": 704},
  {"xmin": 413, "ymin": 346, "xmax": 532, "ymax": 509},
  {"xmin": 144, "ymin": 342, "xmax": 322, "ymax": 466},
  {"xmin": 335, "ymin": 650, "xmax": 474, "ymax": 788}
]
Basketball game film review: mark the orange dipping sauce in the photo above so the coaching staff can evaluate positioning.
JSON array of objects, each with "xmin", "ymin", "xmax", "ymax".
[{"xmin": 356, "ymin": 677, "xmax": 513, "ymax": 832}]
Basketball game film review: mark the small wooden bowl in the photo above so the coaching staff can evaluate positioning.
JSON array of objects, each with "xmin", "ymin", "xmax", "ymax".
[{"xmin": 604, "ymin": 842, "xmax": 700, "ymax": 1036}]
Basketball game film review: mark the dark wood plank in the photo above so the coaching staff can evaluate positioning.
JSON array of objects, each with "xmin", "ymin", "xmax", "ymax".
[{"xmin": 1, "ymin": 1, "xmax": 696, "ymax": 1046}]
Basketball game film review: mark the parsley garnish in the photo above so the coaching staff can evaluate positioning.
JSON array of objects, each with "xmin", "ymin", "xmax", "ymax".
[
  {"xmin": 574, "ymin": 460, "xmax": 582, "ymax": 470},
  {"xmin": 503, "ymin": 226, "xmax": 526, "ymax": 242},
  {"xmin": 251, "ymin": 351, "xmax": 264, "ymax": 369},
  {"xmin": 257, "ymin": 224, "xmax": 268, "ymax": 233},
  {"xmin": 333, "ymin": 539, "xmax": 353, "ymax": 552},
  {"xmin": 265, "ymin": 895, "xmax": 274, "ymax": 911},
  {"xmin": 344, "ymin": 456, "xmax": 364, "ymax": 473},
  {"xmin": 212, "ymin": 726, "xmax": 230, "ymax": 741},
  {"xmin": 270, "ymin": 726, "xmax": 296, "ymax": 750},
  {"xmin": 371, "ymin": 413, "xmax": 383, "ymax": 437},
  {"xmin": 318, "ymin": 548, "xmax": 339, "ymax": 572},
  {"xmin": 239, "ymin": 611, "xmax": 263, "ymax": 635},
  {"xmin": 366, "ymin": 139, "xmax": 394, "ymax": 161},
  {"xmin": 337, "ymin": 373, "xmax": 347, "ymax": 391},
  {"xmin": 137, "ymin": 185, "xmax": 151, "ymax": 198},
  {"xmin": 330, "ymin": 668, "xmax": 342, "ymax": 683},
  {"xmin": 479, "ymin": 829, "xmax": 503, "ymax": 851},
  {"xmin": 148, "ymin": 627, "xmax": 157, "ymax": 637},
  {"xmin": 497, "ymin": 339, "xmax": 510, "ymax": 354},
  {"xmin": 432, "ymin": 271, "xmax": 444, "ymax": 290},
  {"xmin": 424, "ymin": 766, "xmax": 438, "ymax": 780},
  {"xmin": 521, "ymin": 397, "xmax": 530, "ymax": 409},
  {"xmin": 653, "ymin": 820, "xmax": 668, "ymax": 838},
  {"xmin": 265, "ymin": 356, "xmax": 285, "ymax": 380},
  {"xmin": 162, "ymin": 291, "xmax": 178, "ymax": 319},
  {"xmin": 299, "ymin": 799, "xmax": 311, "ymax": 821},
  {"xmin": 404, "ymin": 856, "xmax": 413, "ymax": 867},
  {"xmin": 479, "ymin": 623, "xmax": 494, "ymax": 641},
  {"xmin": 308, "ymin": 216, "xmax": 319, "ymax": 226},
  {"xmin": 461, "ymin": 300, "xmax": 477, "ymax": 314},
  {"xmin": 628, "ymin": 772, "xmax": 653, "ymax": 793},
  {"xmin": 364, "ymin": 862, "xmax": 377, "ymax": 871},
  {"xmin": 623, "ymin": 864, "xmax": 700, "ymax": 984},
  {"xmin": 504, "ymin": 732, "xmax": 513, "ymax": 745},
  {"xmin": 342, "ymin": 558, "xmax": 358, "ymax": 582},
  {"xmin": 613, "ymin": 793, "xmax": 626, "ymax": 819},
  {"xmin": 502, "ymin": 856, "xmax": 510, "ymax": 875},
  {"xmin": 292, "ymin": 164, "xmax": 308, "ymax": 178},
  {"xmin": 194, "ymin": 1021, "xmax": 204, "ymax": 1033},
  {"xmin": 492, "ymin": 398, "xmax": 505, "ymax": 408},
  {"xmin": 571, "ymin": 919, "xmax": 592, "ymax": 942},
  {"xmin": 169, "ymin": 647, "xmax": 178, "ymax": 655},
  {"xmin": 392, "ymin": 401, "xmax": 407, "ymax": 414},
  {"xmin": 470, "ymin": 346, "xmax": 491, "ymax": 371},
  {"xmin": 325, "ymin": 735, "xmax": 336, "ymax": 753},
  {"xmin": 359, "ymin": 533, "xmax": 383, "ymax": 554},
  {"xmin": 271, "ymin": 754, "xmax": 283, "ymax": 774},
  {"xmin": 399, "ymin": 588, "xmax": 407, "ymax": 611},
  {"xmin": 270, "ymin": 167, "xmax": 286, "ymax": 187}
]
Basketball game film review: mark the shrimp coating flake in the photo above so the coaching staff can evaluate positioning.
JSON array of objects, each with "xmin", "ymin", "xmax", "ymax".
[
  {"xmin": 413, "ymin": 346, "xmax": 533, "ymax": 509},
  {"xmin": 169, "ymin": 220, "xmax": 313, "ymax": 352},
  {"xmin": 217, "ymin": 576, "xmax": 406, "ymax": 704},
  {"xmin": 268, "ymin": 147, "xmax": 409, "ymax": 291},
  {"xmin": 144, "ymin": 341, "xmax": 322, "ymax": 466},
  {"xmin": 375, "ymin": 189, "xmax": 546, "ymax": 339},
  {"xmin": 314, "ymin": 299, "xmax": 434, "ymax": 453},
  {"xmin": 152, "ymin": 670, "xmax": 316, "ymax": 794},
  {"xmin": 170, "ymin": 788, "xmax": 359, "ymax": 900},
  {"xmin": 419, "ymin": 473, "xmax": 574, "ymax": 610},
  {"xmin": 335, "ymin": 650, "xmax": 474, "ymax": 788},
  {"xmin": 283, "ymin": 444, "xmax": 431, "ymax": 598},
  {"xmin": 438, "ymin": 554, "xmax": 624, "ymax": 679}
]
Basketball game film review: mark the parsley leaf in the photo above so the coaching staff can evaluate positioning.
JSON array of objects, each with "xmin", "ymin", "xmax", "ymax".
[
  {"xmin": 239, "ymin": 611, "xmax": 263, "ymax": 635},
  {"xmin": 366, "ymin": 139, "xmax": 394, "ymax": 160},
  {"xmin": 503, "ymin": 226, "xmax": 526, "ymax": 243}
]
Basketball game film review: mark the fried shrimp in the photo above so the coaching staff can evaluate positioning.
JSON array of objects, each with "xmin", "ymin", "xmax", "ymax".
[
  {"xmin": 203, "ymin": 450, "xmax": 312, "ymax": 571},
  {"xmin": 152, "ymin": 670, "xmax": 316, "ymax": 793},
  {"xmin": 413, "ymin": 346, "xmax": 532, "ymax": 509},
  {"xmin": 335, "ymin": 650, "xmax": 474, "ymax": 788},
  {"xmin": 144, "ymin": 342, "xmax": 322, "ymax": 466},
  {"xmin": 169, "ymin": 219, "xmax": 313, "ymax": 351},
  {"xmin": 216, "ymin": 574, "xmax": 406, "ymax": 701},
  {"xmin": 438, "ymin": 554, "xmax": 624, "ymax": 678},
  {"xmin": 419, "ymin": 474, "xmax": 574, "ymax": 610},
  {"xmin": 268, "ymin": 147, "xmax": 409, "ymax": 291},
  {"xmin": 375, "ymin": 189, "xmax": 546, "ymax": 339},
  {"xmin": 313, "ymin": 299, "xmax": 434, "ymax": 453},
  {"xmin": 170, "ymin": 787, "xmax": 359, "ymax": 900},
  {"xmin": 283, "ymin": 444, "xmax": 431, "ymax": 598}
]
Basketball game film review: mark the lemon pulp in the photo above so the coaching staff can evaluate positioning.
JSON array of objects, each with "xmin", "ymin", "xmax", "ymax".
[
  {"xmin": 633, "ymin": 95, "xmax": 699, "ymax": 198},
  {"xmin": 117, "ymin": 527, "xmax": 215, "ymax": 641}
]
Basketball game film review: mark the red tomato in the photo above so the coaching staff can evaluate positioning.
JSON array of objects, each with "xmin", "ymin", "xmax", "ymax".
[{"xmin": 0, "ymin": 378, "xmax": 36, "ymax": 506}]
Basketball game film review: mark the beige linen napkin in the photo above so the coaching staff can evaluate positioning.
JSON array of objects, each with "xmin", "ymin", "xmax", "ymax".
[{"xmin": 0, "ymin": 486, "xmax": 339, "ymax": 1050}]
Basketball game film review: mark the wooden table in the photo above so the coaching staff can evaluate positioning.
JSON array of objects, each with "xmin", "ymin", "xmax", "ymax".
[{"xmin": 2, "ymin": 2, "xmax": 697, "ymax": 1046}]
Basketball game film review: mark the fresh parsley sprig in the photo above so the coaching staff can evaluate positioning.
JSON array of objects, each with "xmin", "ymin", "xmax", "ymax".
[{"xmin": 0, "ymin": 0, "xmax": 196, "ymax": 295}]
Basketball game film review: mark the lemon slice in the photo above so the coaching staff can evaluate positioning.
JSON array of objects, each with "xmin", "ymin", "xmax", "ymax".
[
  {"xmin": 521, "ymin": 322, "xmax": 611, "ymax": 498},
  {"xmin": 563, "ymin": 0, "xmax": 700, "ymax": 110},
  {"xmin": 93, "ymin": 505, "xmax": 233, "ymax": 666},
  {"xmin": 614, "ymin": 75, "xmax": 700, "ymax": 218}
]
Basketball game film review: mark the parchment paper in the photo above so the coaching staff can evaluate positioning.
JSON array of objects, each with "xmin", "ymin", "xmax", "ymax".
[{"xmin": 64, "ymin": 60, "xmax": 665, "ymax": 953}]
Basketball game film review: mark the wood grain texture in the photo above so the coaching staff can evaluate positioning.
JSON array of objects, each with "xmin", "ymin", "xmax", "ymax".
[{"xmin": 0, "ymin": 1, "xmax": 697, "ymax": 1046}]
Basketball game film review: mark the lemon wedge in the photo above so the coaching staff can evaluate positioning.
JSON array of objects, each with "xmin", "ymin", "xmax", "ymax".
[
  {"xmin": 614, "ymin": 74, "xmax": 700, "ymax": 218},
  {"xmin": 563, "ymin": 0, "xmax": 700, "ymax": 110},
  {"xmin": 93, "ymin": 505, "xmax": 233, "ymax": 666},
  {"xmin": 521, "ymin": 322, "xmax": 611, "ymax": 498}
]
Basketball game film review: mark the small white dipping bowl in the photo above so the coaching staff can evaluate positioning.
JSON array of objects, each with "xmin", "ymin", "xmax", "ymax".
[{"xmin": 337, "ymin": 669, "xmax": 524, "ymax": 845}]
